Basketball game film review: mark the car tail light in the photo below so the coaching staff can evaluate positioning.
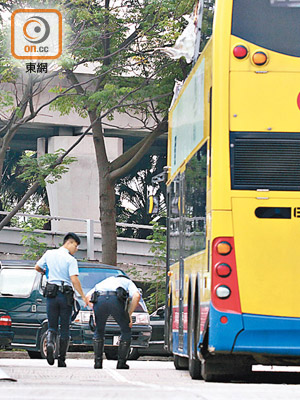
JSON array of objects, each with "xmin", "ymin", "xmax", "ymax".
[
  {"xmin": 211, "ymin": 237, "xmax": 241, "ymax": 313},
  {"xmin": 233, "ymin": 45, "xmax": 248, "ymax": 59},
  {"xmin": 0, "ymin": 315, "xmax": 11, "ymax": 326}
]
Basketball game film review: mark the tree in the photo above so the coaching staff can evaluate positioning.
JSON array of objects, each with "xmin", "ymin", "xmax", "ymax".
[
  {"xmin": 0, "ymin": 150, "xmax": 49, "ymax": 220},
  {"xmin": 116, "ymin": 154, "xmax": 166, "ymax": 239},
  {"xmin": 0, "ymin": 0, "xmax": 207, "ymax": 266},
  {"xmin": 48, "ymin": 0, "xmax": 196, "ymax": 265}
]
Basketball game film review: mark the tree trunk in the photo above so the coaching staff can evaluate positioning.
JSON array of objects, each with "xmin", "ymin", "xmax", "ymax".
[
  {"xmin": 90, "ymin": 111, "xmax": 117, "ymax": 266},
  {"xmin": 0, "ymin": 147, "xmax": 6, "ymax": 185},
  {"xmin": 99, "ymin": 173, "xmax": 117, "ymax": 266}
]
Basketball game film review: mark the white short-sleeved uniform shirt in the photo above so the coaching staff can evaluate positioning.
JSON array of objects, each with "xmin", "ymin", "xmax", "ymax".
[
  {"xmin": 37, "ymin": 247, "xmax": 79, "ymax": 286},
  {"xmin": 87, "ymin": 276, "xmax": 138, "ymax": 298}
]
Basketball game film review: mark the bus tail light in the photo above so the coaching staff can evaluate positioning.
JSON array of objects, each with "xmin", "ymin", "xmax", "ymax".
[
  {"xmin": 216, "ymin": 263, "xmax": 231, "ymax": 277},
  {"xmin": 211, "ymin": 237, "xmax": 241, "ymax": 314},
  {"xmin": 216, "ymin": 285, "xmax": 231, "ymax": 299},
  {"xmin": 252, "ymin": 51, "xmax": 268, "ymax": 66},
  {"xmin": 233, "ymin": 45, "xmax": 248, "ymax": 59},
  {"xmin": 216, "ymin": 241, "xmax": 232, "ymax": 255}
]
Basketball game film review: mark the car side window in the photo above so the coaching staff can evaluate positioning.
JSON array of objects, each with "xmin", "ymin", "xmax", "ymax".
[{"xmin": 0, "ymin": 268, "xmax": 37, "ymax": 297}]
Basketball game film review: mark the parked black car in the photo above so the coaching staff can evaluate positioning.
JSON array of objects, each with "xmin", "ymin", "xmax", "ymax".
[
  {"xmin": 130, "ymin": 306, "xmax": 172, "ymax": 359},
  {"xmin": 0, "ymin": 260, "xmax": 151, "ymax": 358}
]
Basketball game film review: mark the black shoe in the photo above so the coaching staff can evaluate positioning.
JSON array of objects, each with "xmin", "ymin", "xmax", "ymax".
[
  {"xmin": 117, "ymin": 340, "xmax": 131, "ymax": 370},
  {"xmin": 93, "ymin": 339, "xmax": 104, "ymax": 369},
  {"xmin": 58, "ymin": 359, "xmax": 67, "ymax": 368},
  {"xmin": 57, "ymin": 338, "xmax": 69, "ymax": 368},
  {"xmin": 117, "ymin": 360, "xmax": 130, "ymax": 369},
  {"xmin": 94, "ymin": 359, "xmax": 103, "ymax": 369},
  {"xmin": 46, "ymin": 331, "xmax": 56, "ymax": 366}
]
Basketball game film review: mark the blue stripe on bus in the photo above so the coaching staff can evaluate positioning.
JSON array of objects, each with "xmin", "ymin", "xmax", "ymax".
[
  {"xmin": 172, "ymin": 331, "xmax": 188, "ymax": 356},
  {"xmin": 233, "ymin": 313, "xmax": 300, "ymax": 356},
  {"xmin": 199, "ymin": 305, "xmax": 300, "ymax": 356}
]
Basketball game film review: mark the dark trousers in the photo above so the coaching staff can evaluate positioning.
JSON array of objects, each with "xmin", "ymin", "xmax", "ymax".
[
  {"xmin": 46, "ymin": 292, "xmax": 72, "ymax": 339},
  {"xmin": 93, "ymin": 294, "xmax": 131, "ymax": 341}
]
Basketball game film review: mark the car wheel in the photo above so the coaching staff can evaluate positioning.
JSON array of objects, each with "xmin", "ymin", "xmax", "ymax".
[
  {"xmin": 128, "ymin": 348, "xmax": 140, "ymax": 360},
  {"xmin": 40, "ymin": 330, "xmax": 59, "ymax": 359},
  {"xmin": 104, "ymin": 347, "xmax": 118, "ymax": 360},
  {"xmin": 27, "ymin": 351, "xmax": 42, "ymax": 359}
]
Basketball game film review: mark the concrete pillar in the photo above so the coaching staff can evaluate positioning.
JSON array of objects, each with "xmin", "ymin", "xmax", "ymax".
[
  {"xmin": 37, "ymin": 137, "xmax": 47, "ymax": 158},
  {"xmin": 87, "ymin": 219, "xmax": 95, "ymax": 260},
  {"xmin": 46, "ymin": 135, "xmax": 123, "ymax": 234}
]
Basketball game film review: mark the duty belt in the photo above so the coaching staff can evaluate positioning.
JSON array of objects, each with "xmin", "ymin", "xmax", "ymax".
[
  {"xmin": 96, "ymin": 290, "xmax": 117, "ymax": 296},
  {"xmin": 58, "ymin": 284, "xmax": 73, "ymax": 293}
]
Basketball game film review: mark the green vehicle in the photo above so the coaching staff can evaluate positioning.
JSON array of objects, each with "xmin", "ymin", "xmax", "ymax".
[{"xmin": 0, "ymin": 260, "xmax": 151, "ymax": 359}]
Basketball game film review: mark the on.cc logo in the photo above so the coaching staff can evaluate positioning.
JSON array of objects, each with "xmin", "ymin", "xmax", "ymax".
[{"xmin": 23, "ymin": 16, "xmax": 51, "ymax": 44}]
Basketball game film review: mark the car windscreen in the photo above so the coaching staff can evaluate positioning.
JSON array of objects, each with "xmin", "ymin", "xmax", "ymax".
[
  {"xmin": 232, "ymin": 0, "xmax": 300, "ymax": 57},
  {"xmin": 0, "ymin": 268, "xmax": 37, "ymax": 297},
  {"xmin": 78, "ymin": 268, "xmax": 124, "ymax": 292}
]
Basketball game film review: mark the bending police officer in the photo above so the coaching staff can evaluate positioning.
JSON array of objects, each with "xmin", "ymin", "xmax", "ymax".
[
  {"xmin": 35, "ymin": 232, "xmax": 88, "ymax": 367},
  {"xmin": 88, "ymin": 274, "xmax": 141, "ymax": 369}
]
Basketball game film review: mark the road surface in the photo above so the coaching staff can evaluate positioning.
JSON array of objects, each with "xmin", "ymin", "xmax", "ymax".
[{"xmin": 1, "ymin": 354, "xmax": 300, "ymax": 400}]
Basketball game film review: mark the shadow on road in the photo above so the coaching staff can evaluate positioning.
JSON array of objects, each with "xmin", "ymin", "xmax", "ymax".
[{"xmin": 234, "ymin": 371, "xmax": 300, "ymax": 385}]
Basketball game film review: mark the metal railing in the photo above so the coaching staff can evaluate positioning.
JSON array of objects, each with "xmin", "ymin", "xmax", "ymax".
[{"xmin": 0, "ymin": 211, "xmax": 153, "ymax": 260}]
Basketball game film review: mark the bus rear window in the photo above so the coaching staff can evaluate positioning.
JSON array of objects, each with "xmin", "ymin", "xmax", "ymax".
[{"xmin": 232, "ymin": 0, "xmax": 300, "ymax": 57}]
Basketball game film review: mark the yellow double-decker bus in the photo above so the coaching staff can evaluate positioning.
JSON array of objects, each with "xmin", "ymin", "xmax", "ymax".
[{"xmin": 165, "ymin": 0, "xmax": 300, "ymax": 381}]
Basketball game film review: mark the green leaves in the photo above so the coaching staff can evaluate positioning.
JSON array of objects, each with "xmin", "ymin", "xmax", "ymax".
[
  {"xmin": 0, "ymin": 89, "xmax": 14, "ymax": 111},
  {"xmin": 49, "ymin": 87, "xmax": 89, "ymax": 118},
  {"xmin": 20, "ymin": 218, "xmax": 49, "ymax": 260},
  {"xmin": 17, "ymin": 150, "xmax": 77, "ymax": 187}
]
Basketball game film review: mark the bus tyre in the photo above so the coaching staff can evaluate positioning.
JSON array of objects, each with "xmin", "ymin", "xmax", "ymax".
[
  {"xmin": 167, "ymin": 302, "xmax": 173, "ymax": 353},
  {"xmin": 188, "ymin": 299, "xmax": 202, "ymax": 379},
  {"xmin": 201, "ymin": 356, "xmax": 252, "ymax": 382},
  {"xmin": 174, "ymin": 354, "xmax": 189, "ymax": 370},
  {"xmin": 189, "ymin": 357, "xmax": 202, "ymax": 380},
  {"xmin": 201, "ymin": 358, "xmax": 230, "ymax": 382}
]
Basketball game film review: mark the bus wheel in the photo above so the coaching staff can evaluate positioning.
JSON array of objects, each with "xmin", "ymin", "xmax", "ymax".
[
  {"xmin": 201, "ymin": 356, "xmax": 252, "ymax": 382},
  {"xmin": 174, "ymin": 354, "xmax": 189, "ymax": 370},
  {"xmin": 201, "ymin": 358, "xmax": 231, "ymax": 382},
  {"xmin": 188, "ymin": 302, "xmax": 202, "ymax": 379},
  {"xmin": 167, "ymin": 302, "xmax": 173, "ymax": 353}
]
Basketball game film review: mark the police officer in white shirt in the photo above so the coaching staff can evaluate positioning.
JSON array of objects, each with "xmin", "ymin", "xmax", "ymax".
[
  {"xmin": 35, "ymin": 232, "xmax": 88, "ymax": 367},
  {"xmin": 87, "ymin": 274, "xmax": 141, "ymax": 369}
]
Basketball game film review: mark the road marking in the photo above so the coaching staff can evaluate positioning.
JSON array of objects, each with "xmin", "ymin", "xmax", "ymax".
[
  {"xmin": 105, "ymin": 368, "xmax": 129, "ymax": 383},
  {"xmin": 0, "ymin": 368, "xmax": 17, "ymax": 381},
  {"xmin": 105, "ymin": 368, "xmax": 207, "ymax": 397}
]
